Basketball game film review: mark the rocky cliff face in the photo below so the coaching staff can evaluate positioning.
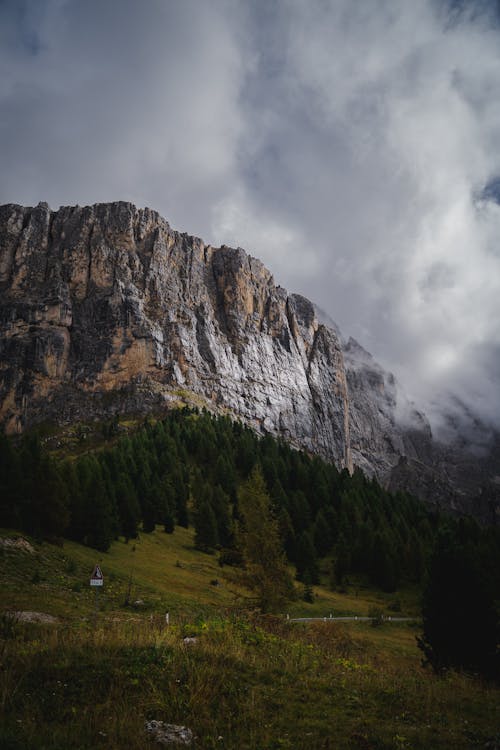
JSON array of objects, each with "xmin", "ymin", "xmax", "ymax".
[
  {"xmin": 0, "ymin": 201, "xmax": 352, "ymax": 463},
  {"xmin": 0, "ymin": 201, "xmax": 498, "ymax": 517}
]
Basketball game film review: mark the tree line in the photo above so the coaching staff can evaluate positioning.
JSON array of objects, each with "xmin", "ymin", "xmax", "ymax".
[{"xmin": 0, "ymin": 409, "xmax": 435, "ymax": 588}]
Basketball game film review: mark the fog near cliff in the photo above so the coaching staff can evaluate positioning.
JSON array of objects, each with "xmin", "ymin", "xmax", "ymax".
[{"xmin": 1, "ymin": 0, "xmax": 500, "ymax": 438}]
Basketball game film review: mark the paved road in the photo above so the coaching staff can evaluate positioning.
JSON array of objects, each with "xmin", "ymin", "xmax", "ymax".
[{"xmin": 287, "ymin": 616, "xmax": 415, "ymax": 623}]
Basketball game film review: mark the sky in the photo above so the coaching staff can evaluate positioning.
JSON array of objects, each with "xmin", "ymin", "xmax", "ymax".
[{"xmin": 1, "ymin": 0, "xmax": 500, "ymax": 438}]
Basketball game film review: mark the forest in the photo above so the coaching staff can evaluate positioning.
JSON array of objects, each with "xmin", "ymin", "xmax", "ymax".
[{"xmin": 0, "ymin": 409, "xmax": 435, "ymax": 584}]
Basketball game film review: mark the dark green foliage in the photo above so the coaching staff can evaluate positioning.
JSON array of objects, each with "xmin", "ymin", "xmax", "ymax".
[
  {"xmin": 0, "ymin": 406, "xmax": 494, "ymax": 621},
  {"xmin": 295, "ymin": 530, "xmax": 320, "ymax": 584},
  {"xmin": 26, "ymin": 448, "xmax": 69, "ymax": 540},
  {"xmin": 370, "ymin": 532, "xmax": 399, "ymax": 592},
  {"xmin": 163, "ymin": 509, "xmax": 175, "ymax": 534},
  {"xmin": 332, "ymin": 533, "xmax": 351, "ymax": 587},
  {"xmin": 218, "ymin": 547, "xmax": 244, "ymax": 567},
  {"xmin": 194, "ymin": 500, "xmax": 219, "ymax": 552},
  {"xmin": 277, "ymin": 506, "xmax": 296, "ymax": 560},
  {"xmin": 0, "ymin": 433, "xmax": 69, "ymax": 540},
  {"xmin": 302, "ymin": 572, "xmax": 315, "ymax": 603},
  {"xmin": 68, "ymin": 454, "xmax": 117, "ymax": 551},
  {"xmin": 313, "ymin": 508, "xmax": 333, "ymax": 556},
  {"xmin": 368, "ymin": 606, "xmax": 384, "ymax": 628},
  {"xmin": 418, "ymin": 522, "xmax": 500, "ymax": 681},
  {"xmin": 211, "ymin": 485, "xmax": 233, "ymax": 547},
  {"xmin": 236, "ymin": 466, "xmax": 295, "ymax": 611}
]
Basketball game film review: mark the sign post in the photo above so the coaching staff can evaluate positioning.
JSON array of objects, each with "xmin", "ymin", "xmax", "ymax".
[{"xmin": 90, "ymin": 564, "xmax": 104, "ymax": 621}]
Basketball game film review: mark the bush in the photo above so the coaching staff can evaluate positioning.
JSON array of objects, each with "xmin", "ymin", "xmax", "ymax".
[{"xmin": 368, "ymin": 606, "xmax": 384, "ymax": 628}]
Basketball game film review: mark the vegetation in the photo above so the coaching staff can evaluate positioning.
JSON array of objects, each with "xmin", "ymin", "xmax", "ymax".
[
  {"xmin": 0, "ymin": 409, "xmax": 500, "ymax": 716},
  {"xmin": 418, "ymin": 519, "xmax": 500, "ymax": 679},
  {"xmin": 0, "ymin": 408, "xmax": 437, "ymax": 591},
  {"xmin": 0, "ymin": 528, "xmax": 499, "ymax": 750},
  {"xmin": 235, "ymin": 466, "xmax": 295, "ymax": 612}
]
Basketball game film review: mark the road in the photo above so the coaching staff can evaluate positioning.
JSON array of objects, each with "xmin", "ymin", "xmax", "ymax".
[{"xmin": 287, "ymin": 616, "xmax": 415, "ymax": 623}]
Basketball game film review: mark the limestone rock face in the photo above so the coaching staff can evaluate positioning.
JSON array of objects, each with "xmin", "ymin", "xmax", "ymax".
[
  {"xmin": 0, "ymin": 201, "xmax": 498, "ymax": 515},
  {"xmin": 343, "ymin": 337, "xmax": 432, "ymax": 477},
  {"xmin": 0, "ymin": 201, "xmax": 352, "ymax": 465}
]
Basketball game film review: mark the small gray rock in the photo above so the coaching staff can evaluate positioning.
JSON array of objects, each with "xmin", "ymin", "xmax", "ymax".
[{"xmin": 145, "ymin": 721, "xmax": 194, "ymax": 746}]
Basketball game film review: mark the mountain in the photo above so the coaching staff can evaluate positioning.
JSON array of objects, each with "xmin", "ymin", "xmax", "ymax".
[{"xmin": 0, "ymin": 201, "xmax": 498, "ymax": 518}]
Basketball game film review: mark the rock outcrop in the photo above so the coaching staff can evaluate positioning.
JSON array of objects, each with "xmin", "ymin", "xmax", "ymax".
[
  {"xmin": 0, "ymin": 201, "xmax": 352, "ymax": 466},
  {"xmin": 0, "ymin": 201, "xmax": 498, "ymax": 516}
]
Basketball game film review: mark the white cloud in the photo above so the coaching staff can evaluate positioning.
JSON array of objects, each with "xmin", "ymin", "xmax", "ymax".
[
  {"xmin": 1, "ymin": 0, "xmax": 500, "ymax": 433},
  {"xmin": 212, "ymin": 186, "xmax": 319, "ymax": 278}
]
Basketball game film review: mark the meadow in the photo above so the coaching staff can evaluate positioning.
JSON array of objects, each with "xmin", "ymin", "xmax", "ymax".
[{"xmin": 1, "ymin": 527, "xmax": 498, "ymax": 749}]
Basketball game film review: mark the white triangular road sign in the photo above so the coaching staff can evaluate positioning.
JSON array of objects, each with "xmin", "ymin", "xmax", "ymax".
[{"xmin": 90, "ymin": 564, "xmax": 104, "ymax": 586}]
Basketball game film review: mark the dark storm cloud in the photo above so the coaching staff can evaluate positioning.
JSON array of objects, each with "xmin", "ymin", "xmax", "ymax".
[{"xmin": 1, "ymin": 0, "xmax": 500, "ymax": 433}]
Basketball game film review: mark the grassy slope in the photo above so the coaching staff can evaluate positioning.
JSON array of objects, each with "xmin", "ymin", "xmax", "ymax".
[
  {"xmin": 1, "ymin": 529, "xmax": 498, "ymax": 749},
  {"xmin": 0, "ymin": 527, "xmax": 239, "ymax": 619}
]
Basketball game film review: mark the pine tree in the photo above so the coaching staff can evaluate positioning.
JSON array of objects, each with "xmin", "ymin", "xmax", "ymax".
[
  {"xmin": 0, "ymin": 434, "xmax": 23, "ymax": 529},
  {"xmin": 236, "ymin": 466, "xmax": 294, "ymax": 612},
  {"xmin": 175, "ymin": 480, "xmax": 190, "ymax": 528},
  {"xmin": 194, "ymin": 499, "xmax": 219, "ymax": 552},
  {"xmin": 302, "ymin": 571, "xmax": 315, "ymax": 603},
  {"xmin": 313, "ymin": 509, "xmax": 333, "ymax": 556},
  {"xmin": 295, "ymin": 530, "xmax": 320, "ymax": 583},
  {"xmin": 31, "ymin": 454, "xmax": 69, "ymax": 539},
  {"xmin": 77, "ymin": 456, "xmax": 116, "ymax": 552},
  {"xmin": 418, "ymin": 527, "xmax": 500, "ymax": 680},
  {"xmin": 333, "ymin": 533, "xmax": 351, "ymax": 587},
  {"xmin": 212, "ymin": 485, "xmax": 233, "ymax": 548},
  {"xmin": 115, "ymin": 477, "xmax": 140, "ymax": 541}
]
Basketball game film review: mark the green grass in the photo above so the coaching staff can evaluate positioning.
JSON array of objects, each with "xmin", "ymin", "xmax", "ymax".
[
  {"xmin": 1, "ymin": 530, "xmax": 499, "ymax": 749},
  {"xmin": 0, "ymin": 527, "xmax": 237, "ymax": 619}
]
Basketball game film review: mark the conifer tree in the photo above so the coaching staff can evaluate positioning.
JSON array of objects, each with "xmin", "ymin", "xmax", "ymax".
[
  {"xmin": 115, "ymin": 477, "xmax": 140, "ymax": 541},
  {"xmin": 212, "ymin": 485, "xmax": 233, "ymax": 548},
  {"xmin": 194, "ymin": 500, "xmax": 219, "ymax": 552},
  {"xmin": 333, "ymin": 533, "xmax": 351, "ymax": 586},
  {"xmin": 236, "ymin": 466, "xmax": 294, "ymax": 612},
  {"xmin": 313, "ymin": 509, "xmax": 333, "ymax": 556},
  {"xmin": 295, "ymin": 530, "xmax": 320, "ymax": 583},
  {"xmin": 0, "ymin": 434, "xmax": 23, "ymax": 528},
  {"xmin": 31, "ymin": 454, "xmax": 69, "ymax": 539},
  {"xmin": 418, "ymin": 526, "xmax": 500, "ymax": 680}
]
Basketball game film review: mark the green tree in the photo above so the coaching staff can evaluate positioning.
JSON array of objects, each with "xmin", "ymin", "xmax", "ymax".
[
  {"xmin": 115, "ymin": 477, "xmax": 140, "ymax": 541},
  {"xmin": 370, "ymin": 532, "xmax": 399, "ymax": 592},
  {"xmin": 212, "ymin": 485, "xmax": 233, "ymax": 548},
  {"xmin": 194, "ymin": 499, "xmax": 219, "ymax": 552},
  {"xmin": 0, "ymin": 434, "xmax": 23, "ymax": 528},
  {"xmin": 333, "ymin": 533, "xmax": 351, "ymax": 587},
  {"xmin": 418, "ymin": 527, "xmax": 499, "ymax": 680},
  {"xmin": 313, "ymin": 509, "xmax": 333, "ymax": 556},
  {"xmin": 295, "ymin": 530, "xmax": 320, "ymax": 584},
  {"xmin": 236, "ymin": 466, "xmax": 294, "ymax": 612},
  {"xmin": 302, "ymin": 571, "xmax": 315, "ymax": 603},
  {"xmin": 30, "ymin": 455, "xmax": 69, "ymax": 539}
]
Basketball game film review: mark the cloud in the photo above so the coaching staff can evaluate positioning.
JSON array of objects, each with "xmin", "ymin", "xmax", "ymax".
[
  {"xmin": 1, "ymin": 0, "xmax": 500, "ymax": 435},
  {"xmin": 0, "ymin": 0, "xmax": 251, "ymax": 236}
]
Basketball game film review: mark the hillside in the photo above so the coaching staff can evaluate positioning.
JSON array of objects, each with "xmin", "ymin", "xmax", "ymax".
[
  {"xmin": 1, "ymin": 411, "xmax": 498, "ymax": 748},
  {"xmin": 1, "ymin": 526, "xmax": 499, "ymax": 749}
]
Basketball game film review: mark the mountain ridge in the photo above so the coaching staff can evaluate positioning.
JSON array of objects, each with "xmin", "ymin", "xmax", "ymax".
[{"xmin": 0, "ymin": 200, "xmax": 498, "ymax": 519}]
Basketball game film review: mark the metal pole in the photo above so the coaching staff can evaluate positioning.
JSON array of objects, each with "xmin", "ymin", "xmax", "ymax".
[{"xmin": 95, "ymin": 587, "xmax": 99, "ymax": 624}]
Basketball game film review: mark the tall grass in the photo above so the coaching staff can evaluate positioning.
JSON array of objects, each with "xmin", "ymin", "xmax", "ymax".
[
  {"xmin": 1, "ymin": 613, "xmax": 498, "ymax": 749},
  {"xmin": 1, "ymin": 529, "xmax": 498, "ymax": 748}
]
